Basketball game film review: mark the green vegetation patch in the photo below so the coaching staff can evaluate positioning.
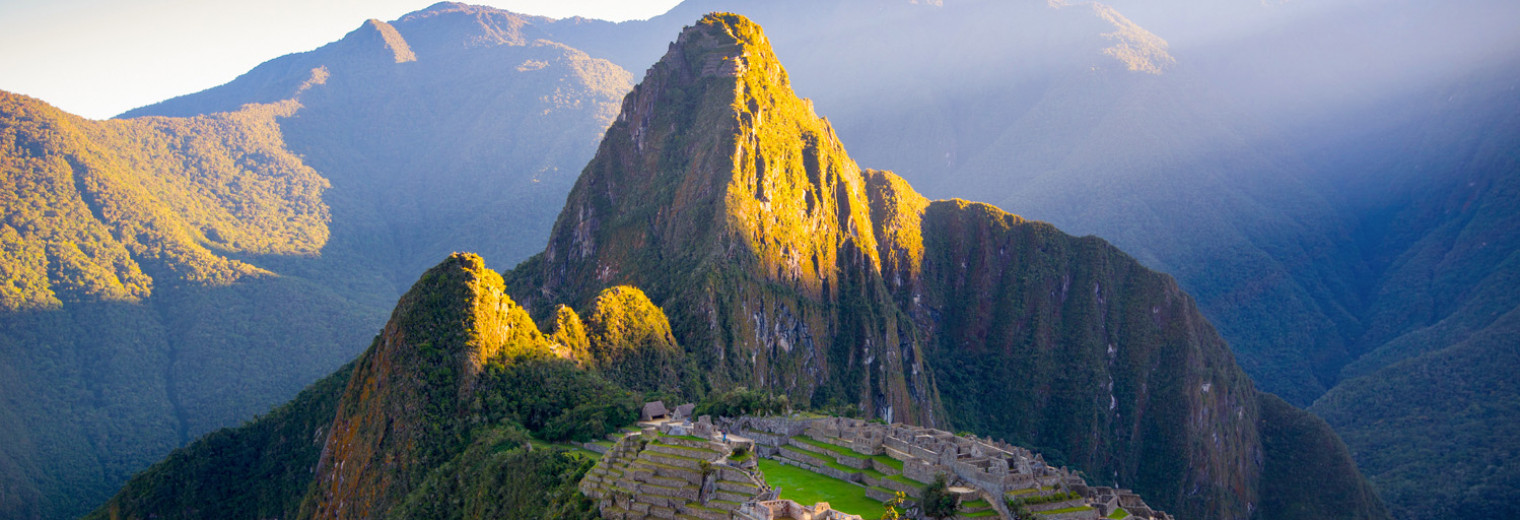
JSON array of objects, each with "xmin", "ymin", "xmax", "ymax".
[
  {"xmin": 870, "ymin": 454, "xmax": 904, "ymax": 471},
  {"xmin": 1005, "ymin": 485, "xmax": 1055, "ymax": 497},
  {"xmin": 1108, "ymin": 507, "xmax": 1130, "ymax": 519},
  {"xmin": 963, "ymin": 498, "xmax": 991, "ymax": 509},
  {"xmin": 756, "ymin": 458, "xmax": 886, "ymax": 518}
]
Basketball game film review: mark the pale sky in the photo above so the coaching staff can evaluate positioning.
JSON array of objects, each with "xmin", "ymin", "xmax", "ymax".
[{"xmin": 0, "ymin": 0, "xmax": 684, "ymax": 120}]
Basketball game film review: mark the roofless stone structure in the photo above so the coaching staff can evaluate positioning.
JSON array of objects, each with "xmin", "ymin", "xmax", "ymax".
[{"xmin": 579, "ymin": 407, "xmax": 1172, "ymax": 520}]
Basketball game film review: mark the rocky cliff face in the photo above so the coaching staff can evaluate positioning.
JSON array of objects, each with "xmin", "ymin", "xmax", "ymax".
[{"xmin": 507, "ymin": 14, "xmax": 1384, "ymax": 520}]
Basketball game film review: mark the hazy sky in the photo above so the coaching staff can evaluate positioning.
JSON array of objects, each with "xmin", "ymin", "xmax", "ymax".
[{"xmin": 0, "ymin": 0, "xmax": 684, "ymax": 119}]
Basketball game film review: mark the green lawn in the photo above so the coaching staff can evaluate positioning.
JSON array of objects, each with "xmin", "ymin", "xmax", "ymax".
[
  {"xmin": 1107, "ymin": 507, "xmax": 1130, "ymax": 519},
  {"xmin": 757, "ymin": 458, "xmax": 887, "ymax": 519}
]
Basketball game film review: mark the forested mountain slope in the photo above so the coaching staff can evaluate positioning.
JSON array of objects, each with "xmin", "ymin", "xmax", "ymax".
[
  {"xmin": 0, "ymin": 6, "xmax": 630, "ymax": 518},
  {"xmin": 0, "ymin": 92, "xmax": 373, "ymax": 520}
]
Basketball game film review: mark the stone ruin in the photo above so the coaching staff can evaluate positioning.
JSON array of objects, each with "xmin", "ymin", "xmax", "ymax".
[
  {"xmin": 718, "ymin": 414, "xmax": 1175, "ymax": 520},
  {"xmin": 641, "ymin": 401, "xmax": 671, "ymax": 422},
  {"xmin": 579, "ymin": 404, "xmax": 1173, "ymax": 520},
  {"xmin": 739, "ymin": 500, "xmax": 863, "ymax": 520}
]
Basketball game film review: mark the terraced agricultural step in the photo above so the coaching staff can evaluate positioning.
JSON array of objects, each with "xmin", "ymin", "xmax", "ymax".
[
  {"xmin": 713, "ymin": 489, "xmax": 752, "ymax": 503},
  {"xmin": 779, "ymin": 446, "xmax": 831, "ymax": 465},
  {"xmin": 717, "ymin": 479, "xmax": 759, "ymax": 495},
  {"xmin": 707, "ymin": 499, "xmax": 744, "ymax": 512},
  {"xmin": 648, "ymin": 505, "xmax": 676, "ymax": 519},
  {"xmin": 635, "ymin": 473, "xmax": 690, "ymax": 489},
  {"xmin": 681, "ymin": 502, "xmax": 730, "ymax": 520},
  {"xmin": 716, "ymin": 466, "xmax": 753, "ymax": 481},
  {"xmin": 1027, "ymin": 499, "xmax": 1086, "ymax": 512},
  {"xmin": 633, "ymin": 459, "xmax": 704, "ymax": 483},
  {"xmin": 662, "ymin": 435, "xmax": 723, "ymax": 449},
  {"xmin": 648, "ymin": 442, "xmax": 720, "ymax": 460},
  {"xmin": 645, "ymin": 451, "xmax": 707, "ymax": 470},
  {"xmin": 866, "ymin": 486, "xmax": 897, "ymax": 502}
]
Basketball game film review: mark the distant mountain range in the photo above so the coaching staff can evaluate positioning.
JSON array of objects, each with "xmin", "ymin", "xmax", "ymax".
[{"xmin": 0, "ymin": 0, "xmax": 1515, "ymax": 518}]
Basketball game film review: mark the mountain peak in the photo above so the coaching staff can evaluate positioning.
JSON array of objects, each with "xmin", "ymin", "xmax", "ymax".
[
  {"xmin": 329, "ymin": 17, "xmax": 417, "ymax": 65},
  {"xmin": 538, "ymin": 11, "xmax": 881, "ymax": 307},
  {"xmin": 361, "ymin": 18, "xmax": 418, "ymax": 63},
  {"xmin": 301, "ymin": 252, "xmax": 554, "ymax": 519}
]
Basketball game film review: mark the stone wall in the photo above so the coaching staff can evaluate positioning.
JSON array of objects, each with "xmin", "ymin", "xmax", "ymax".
[
  {"xmin": 1036, "ymin": 508, "xmax": 1100, "ymax": 520},
  {"xmin": 951, "ymin": 460, "xmax": 1005, "ymax": 496}
]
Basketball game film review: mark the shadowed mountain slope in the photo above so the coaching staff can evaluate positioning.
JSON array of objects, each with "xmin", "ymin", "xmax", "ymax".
[{"xmin": 0, "ymin": 91, "xmax": 372, "ymax": 520}]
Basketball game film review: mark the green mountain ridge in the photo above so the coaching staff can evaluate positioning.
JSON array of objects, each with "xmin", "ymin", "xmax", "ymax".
[
  {"xmin": 0, "ymin": 5, "xmax": 634, "ymax": 518},
  {"xmin": 89, "ymin": 252, "xmax": 636, "ymax": 520},
  {"xmin": 0, "ymin": 91, "xmax": 376, "ymax": 520},
  {"xmin": 87, "ymin": 14, "xmax": 1385, "ymax": 520}
]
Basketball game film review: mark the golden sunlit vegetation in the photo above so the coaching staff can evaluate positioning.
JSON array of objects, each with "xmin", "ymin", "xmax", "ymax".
[
  {"xmin": 0, "ymin": 92, "xmax": 328, "ymax": 310},
  {"xmin": 584, "ymin": 286, "xmax": 684, "ymax": 393}
]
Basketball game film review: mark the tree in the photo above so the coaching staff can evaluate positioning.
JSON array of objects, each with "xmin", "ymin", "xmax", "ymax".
[
  {"xmin": 881, "ymin": 491, "xmax": 908, "ymax": 520},
  {"xmin": 920, "ymin": 474, "xmax": 959, "ymax": 520}
]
